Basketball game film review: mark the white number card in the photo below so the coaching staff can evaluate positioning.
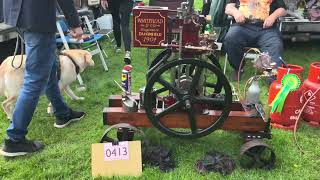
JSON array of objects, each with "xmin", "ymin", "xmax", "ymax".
[{"xmin": 104, "ymin": 142, "xmax": 129, "ymax": 161}]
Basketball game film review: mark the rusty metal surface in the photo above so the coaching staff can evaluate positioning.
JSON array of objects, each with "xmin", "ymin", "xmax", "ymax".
[{"xmin": 239, "ymin": 140, "xmax": 276, "ymax": 169}]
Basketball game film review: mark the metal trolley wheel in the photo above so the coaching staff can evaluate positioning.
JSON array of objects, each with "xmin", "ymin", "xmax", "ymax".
[
  {"xmin": 144, "ymin": 59, "xmax": 232, "ymax": 139},
  {"xmin": 239, "ymin": 140, "xmax": 276, "ymax": 169}
]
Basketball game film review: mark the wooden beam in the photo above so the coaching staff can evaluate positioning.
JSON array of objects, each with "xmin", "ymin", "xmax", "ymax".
[
  {"xmin": 103, "ymin": 107, "xmax": 266, "ymax": 132},
  {"xmin": 108, "ymin": 95, "xmax": 245, "ymax": 111}
]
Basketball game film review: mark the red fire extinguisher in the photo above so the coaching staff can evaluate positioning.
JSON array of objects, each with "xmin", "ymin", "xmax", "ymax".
[
  {"xmin": 302, "ymin": 62, "xmax": 320, "ymax": 127},
  {"xmin": 268, "ymin": 64, "xmax": 304, "ymax": 130}
]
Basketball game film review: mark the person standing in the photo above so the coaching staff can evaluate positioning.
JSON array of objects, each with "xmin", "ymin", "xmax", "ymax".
[
  {"xmin": 101, "ymin": 0, "xmax": 134, "ymax": 65},
  {"xmin": 0, "ymin": 0, "xmax": 85, "ymax": 157}
]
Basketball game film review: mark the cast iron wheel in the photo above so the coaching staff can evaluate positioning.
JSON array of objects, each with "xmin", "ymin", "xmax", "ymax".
[
  {"xmin": 239, "ymin": 139, "xmax": 276, "ymax": 169},
  {"xmin": 144, "ymin": 59, "xmax": 232, "ymax": 139},
  {"xmin": 147, "ymin": 49, "xmax": 172, "ymax": 80},
  {"xmin": 205, "ymin": 53, "xmax": 223, "ymax": 94},
  {"xmin": 149, "ymin": 49, "xmax": 172, "ymax": 70}
]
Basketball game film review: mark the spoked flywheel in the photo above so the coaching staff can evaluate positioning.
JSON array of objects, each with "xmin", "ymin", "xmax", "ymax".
[{"xmin": 144, "ymin": 59, "xmax": 232, "ymax": 139}]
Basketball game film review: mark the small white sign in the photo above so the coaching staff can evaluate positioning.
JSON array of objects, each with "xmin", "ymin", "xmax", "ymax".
[{"xmin": 104, "ymin": 142, "xmax": 129, "ymax": 161}]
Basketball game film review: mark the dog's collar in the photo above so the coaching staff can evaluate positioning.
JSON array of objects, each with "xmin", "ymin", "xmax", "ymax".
[{"xmin": 59, "ymin": 52, "xmax": 81, "ymax": 75}]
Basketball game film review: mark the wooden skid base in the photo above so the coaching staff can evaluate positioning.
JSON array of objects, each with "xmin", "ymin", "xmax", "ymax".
[{"xmin": 103, "ymin": 95, "xmax": 267, "ymax": 132}]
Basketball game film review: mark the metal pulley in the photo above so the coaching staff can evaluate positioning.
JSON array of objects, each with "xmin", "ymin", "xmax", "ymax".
[{"xmin": 239, "ymin": 139, "xmax": 276, "ymax": 169}]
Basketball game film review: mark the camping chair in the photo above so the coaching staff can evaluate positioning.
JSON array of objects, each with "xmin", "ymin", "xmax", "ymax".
[
  {"xmin": 56, "ymin": 14, "xmax": 109, "ymax": 72},
  {"xmin": 89, "ymin": 14, "xmax": 114, "ymax": 43}
]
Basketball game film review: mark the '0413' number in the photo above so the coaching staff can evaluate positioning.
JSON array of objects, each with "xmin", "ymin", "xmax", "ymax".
[{"xmin": 104, "ymin": 142, "xmax": 129, "ymax": 161}]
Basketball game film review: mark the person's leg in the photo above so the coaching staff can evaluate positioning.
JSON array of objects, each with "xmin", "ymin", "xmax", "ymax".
[
  {"xmin": 45, "ymin": 57, "xmax": 85, "ymax": 128},
  {"xmin": 45, "ymin": 56, "xmax": 70, "ymax": 118},
  {"xmin": 119, "ymin": 0, "xmax": 133, "ymax": 52},
  {"xmin": 257, "ymin": 28, "xmax": 284, "ymax": 67},
  {"xmin": 6, "ymin": 31, "xmax": 57, "ymax": 141},
  {"xmin": 224, "ymin": 25, "xmax": 251, "ymax": 71},
  {"xmin": 109, "ymin": 0, "xmax": 122, "ymax": 49}
]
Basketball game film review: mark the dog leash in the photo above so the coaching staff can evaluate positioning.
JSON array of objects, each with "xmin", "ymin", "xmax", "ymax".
[
  {"xmin": 11, "ymin": 29, "xmax": 25, "ymax": 69},
  {"xmin": 59, "ymin": 51, "xmax": 81, "ymax": 75}
]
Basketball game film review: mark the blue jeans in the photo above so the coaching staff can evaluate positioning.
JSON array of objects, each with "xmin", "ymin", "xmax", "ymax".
[
  {"xmin": 7, "ymin": 31, "xmax": 70, "ymax": 141},
  {"xmin": 224, "ymin": 24, "xmax": 284, "ymax": 71}
]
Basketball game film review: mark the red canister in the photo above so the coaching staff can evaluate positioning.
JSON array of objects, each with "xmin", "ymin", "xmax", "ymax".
[
  {"xmin": 268, "ymin": 64, "xmax": 304, "ymax": 130},
  {"xmin": 302, "ymin": 62, "xmax": 320, "ymax": 127}
]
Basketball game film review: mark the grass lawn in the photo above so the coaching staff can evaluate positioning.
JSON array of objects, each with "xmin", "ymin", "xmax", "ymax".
[{"xmin": 1, "ymin": 0, "xmax": 320, "ymax": 179}]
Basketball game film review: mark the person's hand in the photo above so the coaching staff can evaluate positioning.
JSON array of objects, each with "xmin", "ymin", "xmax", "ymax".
[
  {"xmin": 234, "ymin": 11, "xmax": 245, "ymax": 24},
  {"xmin": 101, "ymin": 0, "xmax": 108, "ymax": 10},
  {"xmin": 70, "ymin": 27, "xmax": 84, "ymax": 41},
  {"xmin": 263, "ymin": 15, "xmax": 277, "ymax": 28}
]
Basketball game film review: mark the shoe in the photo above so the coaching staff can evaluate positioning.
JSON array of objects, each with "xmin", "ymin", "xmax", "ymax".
[
  {"xmin": 115, "ymin": 48, "xmax": 122, "ymax": 53},
  {"xmin": 54, "ymin": 109, "xmax": 85, "ymax": 128},
  {"xmin": 124, "ymin": 51, "xmax": 131, "ymax": 65},
  {"xmin": 0, "ymin": 138, "xmax": 44, "ymax": 157},
  {"xmin": 230, "ymin": 70, "xmax": 244, "ymax": 82},
  {"xmin": 114, "ymin": 45, "xmax": 121, "ymax": 53}
]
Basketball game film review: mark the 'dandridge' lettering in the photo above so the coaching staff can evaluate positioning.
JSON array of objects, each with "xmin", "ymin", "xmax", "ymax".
[{"xmin": 138, "ymin": 32, "xmax": 162, "ymax": 37}]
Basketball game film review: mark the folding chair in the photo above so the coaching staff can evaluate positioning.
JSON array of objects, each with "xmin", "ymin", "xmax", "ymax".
[
  {"xmin": 91, "ymin": 14, "xmax": 114, "ymax": 43},
  {"xmin": 56, "ymin": 15, "xmax": 109, "ymax": 72}
]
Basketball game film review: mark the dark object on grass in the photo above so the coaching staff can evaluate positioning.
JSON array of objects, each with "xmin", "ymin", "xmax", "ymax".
[
  {"xmin": 142, "ymin": 145, "xmax": 175, "ymax": 172},
  {"xmin": 195, "ymin": 151, "xmax": 236, "ymax": 176}
]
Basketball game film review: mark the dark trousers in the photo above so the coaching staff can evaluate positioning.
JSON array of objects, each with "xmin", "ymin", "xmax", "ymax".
[
  {"xmin": 109, "ymin": 0, "xmax": 133, "ymax": 51},
  {"xmin": 224, "ymin": 24, "xmax": 284, "ymax": 71}
]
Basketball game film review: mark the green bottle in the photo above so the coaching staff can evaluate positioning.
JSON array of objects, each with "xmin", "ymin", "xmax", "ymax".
[{"xmin": 204, "ymin": 24, "xmax": 213, "ymax": 34}]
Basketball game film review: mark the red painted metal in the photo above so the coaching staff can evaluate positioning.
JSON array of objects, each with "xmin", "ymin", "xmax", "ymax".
[
  {"xmin": 133, "ymin": 6, "xmax": 168, "ymax": 48},
  {"xmin": 268, "ymin": 64, "xmax": 304, "ymax": 130},
  {"xmin": 302, "ymin": 62, "xmax": 320, "ymax": 127},
  {"xmin": 182, "ymin": 19, "xmax": 200, "ymax": 47}
]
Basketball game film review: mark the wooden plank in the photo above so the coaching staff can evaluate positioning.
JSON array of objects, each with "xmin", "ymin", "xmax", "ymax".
[
  {"xmin": 107, "ymin": 95, "xmax": 245, "ymax": 111},
  {"xmin": 103, "ymin": 107, "xmax": 266, "ymax": 132},
  {"xmin": 108, "ymin": 95, "xmax": 140, "ymax": 107}
]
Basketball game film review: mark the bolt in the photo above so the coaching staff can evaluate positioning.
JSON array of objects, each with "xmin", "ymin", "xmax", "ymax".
[{"xmin": 185, "ymin": 100, "xmax": 191, "ymax": 109}]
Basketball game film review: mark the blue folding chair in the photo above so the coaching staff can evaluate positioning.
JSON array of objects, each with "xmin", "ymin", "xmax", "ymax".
[{"xmin": 56, "ymin": 14, "xmax": 108, "ymax": 72}]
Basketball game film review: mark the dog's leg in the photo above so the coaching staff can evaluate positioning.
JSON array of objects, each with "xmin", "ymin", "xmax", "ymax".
[
  {"xmin": 59, "ymin": 84, "xmax": 76, "ymax": 101},
  {"xmin": 2, "ymin": 97, "xmax": 16, "ymax": 120},
  {"xmin": 62, "ymin": 86, "xmax": 75, "ymax": 100},
  {"xmin": 47, "ymin": 102, "xmax": 54, "ymax": 115},
  {"xmin": 64, "ymin": 85, "xmax": 85, "ymax": 100},
  {"xmin": 2, "ymin": 100, "xmax": 10, "ymax": 119}
]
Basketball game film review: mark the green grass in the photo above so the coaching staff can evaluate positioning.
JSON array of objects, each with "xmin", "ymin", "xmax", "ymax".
[{"xmin": 1, "ymin": 0, "xmax": 320, "ymax": 179}]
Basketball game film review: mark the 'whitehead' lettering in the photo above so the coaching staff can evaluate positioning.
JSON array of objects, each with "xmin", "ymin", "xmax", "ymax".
[{"xmin": 137, "ymin": 18, "xmax": 164, "ymax": 24}]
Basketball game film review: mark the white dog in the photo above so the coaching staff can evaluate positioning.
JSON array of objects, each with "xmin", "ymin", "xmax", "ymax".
[{"xmin": 0, "ymin": 49, "xmax": 94, "ymax": 119}]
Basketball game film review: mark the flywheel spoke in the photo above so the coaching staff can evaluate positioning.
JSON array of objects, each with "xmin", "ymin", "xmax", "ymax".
[
  {"xmin": 155, "ymin": 101, "xmax": 182, "ymax": 120},
  {"xmin": 189, "ymin": 67, "xmax": 203, "ymax": 95},
  {"xmin": 158, "ymin": 77, "xmax": 182, "ymax": 98},
  {"xmin": 187, "ymin": 107, "xmax": 198, "ymax": 134},
  {"xmin": 154, "ymin": 87, "xmax": 167, "ymax": 95}
]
